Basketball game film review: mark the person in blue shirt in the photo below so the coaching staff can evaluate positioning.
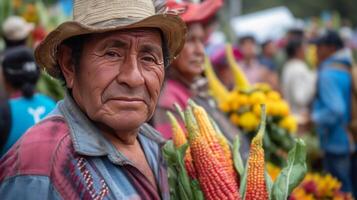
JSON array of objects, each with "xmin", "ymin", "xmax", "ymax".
[
  {"xmin": 312, "ymin": 30, "xmax": 355, "ymax": 194},
  {"xmin": 1, "ymin": 47, "xmax": 56, "ymax": 156}
]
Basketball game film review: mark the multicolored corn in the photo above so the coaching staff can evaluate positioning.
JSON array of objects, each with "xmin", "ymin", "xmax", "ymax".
[{"xmin": 185, "ymin": 106, "xmax": 241, "ymax": 200}]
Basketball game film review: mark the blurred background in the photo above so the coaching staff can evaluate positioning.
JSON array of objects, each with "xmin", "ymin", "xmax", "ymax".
[{"xmin": 0, "ymin": 0, "xmax": 357, "ymax": 199}]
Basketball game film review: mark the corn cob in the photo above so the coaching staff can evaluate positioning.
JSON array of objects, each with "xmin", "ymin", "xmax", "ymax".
[
  {"xmin": 167, "ymin": 111, "xmax": 196, "ymax": 179},
  {"xmin": 225, "ymin": 44, "xmax": 250, "ymax": 90},
  {"xmin": 204, "ymin": 56, "xmax": 229, "ymax": 104},
  {"xmin": 245, "ymin": 105, "xmax": 269, "ymax": 200},
  {"xmin": 185, "ymin": 108, "xmax": 241, "ymax": 200}
]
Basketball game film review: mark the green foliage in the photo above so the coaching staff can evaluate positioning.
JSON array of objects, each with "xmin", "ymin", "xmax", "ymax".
[
  {"xmin": 162, "ymin": 141, "xmax": 201, "ymax": 200},
  {"xmin": 233, "ymin": 135, "xmax": 244, "ymax": 176},
  {"xmin": 271, "ymin": 139, "xmax": 307, "ymax": 200},
  {"xmin": 36, "ymin": 72, "xmax": 64, "ymax": 101},
  {"xmin": 0, "ymin": 0, "xmax": 12, "ymax": 33}
]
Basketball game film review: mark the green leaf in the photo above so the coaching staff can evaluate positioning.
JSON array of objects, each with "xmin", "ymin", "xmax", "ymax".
[
  {"xmin": 265, "ymin": 171, "xmax": 273, "ymax": 200},
  {"xmin": 163, "ymin": 141, "xmax": 179, "ymax": 199},
  {"xmin": 176, "ymin": 143, "xmax": 194, "ymax": 199},
  {"xmin": 233, "ymin": 135, "xmax": 244, "ymax": 177},
  {"xmin": 239, "ymin": 165, "xmax": 248, "ymax": 200},
  {"xmin": 271, "ymin": 139, "xmax": 307, "ymax": 200},
  {"xmin": 163, "ymin": 141, "xmax": 195, "ymax": 200},
  {"xmin": 174, "ymin": 103, "xmax": 185, "ymax": 122},
  {"xmin": 191, "ymin": 180, "xmax": 204, "ymax": 200}
]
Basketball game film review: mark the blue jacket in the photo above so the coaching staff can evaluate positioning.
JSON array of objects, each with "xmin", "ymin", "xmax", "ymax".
[
  {"xmin": 312, "ymin": 49, "xmax": 354, "ymax": 154},
  {"xmin": 1, "ymin": 93, "xmax": 56, "ymax": 156}
]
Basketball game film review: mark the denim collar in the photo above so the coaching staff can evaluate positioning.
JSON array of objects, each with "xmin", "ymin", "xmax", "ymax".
[{"xmin": 58, "ymin": 94, "xmax": 166, "ymax": 165}]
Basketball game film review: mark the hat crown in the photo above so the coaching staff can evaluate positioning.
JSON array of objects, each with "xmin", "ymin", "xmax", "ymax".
[{"xmin": 73, "ymin": 0, "xmax": 156, "ymax": 25}]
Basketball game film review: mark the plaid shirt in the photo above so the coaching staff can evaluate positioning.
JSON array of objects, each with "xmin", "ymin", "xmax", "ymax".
[{"xmin": 0, "ymin": 95, "xmax": 169, "ymax": 200}]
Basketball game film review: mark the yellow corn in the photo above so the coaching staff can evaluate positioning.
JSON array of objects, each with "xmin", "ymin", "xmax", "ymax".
[
  {"xmin": 225, "ymin": 44, "xmax": 250, "ymax": 90},
  {"xmin": 167, "ymin": 112, "xmax": 196, "ymax": 179},
  {"xmin": 204, "ymin": 56, "xmax": 229, "ymax": 104}
]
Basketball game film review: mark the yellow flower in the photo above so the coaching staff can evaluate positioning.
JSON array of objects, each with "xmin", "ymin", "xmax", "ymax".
[
  {"xmin": 266, "ymin": 163, "xmax": 281, "ymax": 182},
  {"xmin": 253, "ymin": 83, "xmax": 271, "ymax": 92},
  {"xmin": 277, "ymin": 100, "xmax": 290, "ymax": 116},
  {"xmin": 13, "ymin": 0, "xmax": 22, "ymax": 9},
  {"xmin": 252, "ymin": 104, "xmax": 262, "ymax": 117},
  {"xmin": 238, "ymin": 112, "xmax": 260, "ymax": 132},
  {"xmin": 266, "ymin": 101, "xmax": 279, "ymax": 116},
  {"xmin": 229, "ymin": 113, "xmax": 240, "ymax": 125},
  {"xmin": 22, "ymin": 4, "xmax": 38, "ymax": 23},
  {"xmin": 266, "ymin": 91, "xmax": 281, "ymax": 101},
  {"xmin": 248, "ymin": 91, "xmax": 266, "ymax": 105},
  {"xmin": 219, "ymin": 101, "xmax": 231, "ymax": 113},
  {"xmin": 279, "ymin": 116, "xmax": 297, "ymax": 133},
  {"xmin": 237, "ymin": 93, "xmax": 249, "ymax": 106}
]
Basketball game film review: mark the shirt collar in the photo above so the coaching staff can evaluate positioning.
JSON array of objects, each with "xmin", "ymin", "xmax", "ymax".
[{"xmin": 58, "ymin": 94, "xmax": 166, "ymax": 165}]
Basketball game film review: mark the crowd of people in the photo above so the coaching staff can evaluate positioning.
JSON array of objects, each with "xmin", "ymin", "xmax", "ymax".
[{"xmin": 0, "ymin": 0, "xmax": 356, "ymax": 199}]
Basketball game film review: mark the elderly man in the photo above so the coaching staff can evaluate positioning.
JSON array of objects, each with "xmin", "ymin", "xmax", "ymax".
[{"xmin": 0, "ymin": 0, "xmax": 186, "ymax": 199}]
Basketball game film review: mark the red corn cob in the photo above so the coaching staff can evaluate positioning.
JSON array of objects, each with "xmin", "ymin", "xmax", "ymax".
[{"xmin": 185, "ymin": 107, "xmax": 241, "ymax": 200}]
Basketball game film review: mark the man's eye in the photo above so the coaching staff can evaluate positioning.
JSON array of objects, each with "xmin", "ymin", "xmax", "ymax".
[
  {"xmin": 105, "ymin": 51, "xmax": 121, "ymax": 58},
  {"xmin": 143, "ymin": 56, "xmax": 155, "ymax": 62}
]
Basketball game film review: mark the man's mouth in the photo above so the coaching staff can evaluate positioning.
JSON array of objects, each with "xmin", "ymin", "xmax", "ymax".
[{"xmin": 109, "ymin": 96, "xmax": 145, "ymax": 103}]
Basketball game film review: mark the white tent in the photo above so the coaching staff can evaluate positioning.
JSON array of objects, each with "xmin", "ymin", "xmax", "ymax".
[{"xmin": 230, "ymin": 6, "xmax": 297, "ymax": 42}]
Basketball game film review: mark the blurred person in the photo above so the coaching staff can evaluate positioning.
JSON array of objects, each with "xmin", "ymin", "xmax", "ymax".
[
  {"xmin": 237, "ymin": 35, "xmax": 280, "ymax": 90},
  {"xmin": 1, "ymin": 47, "xmax": 56, "ymax": 156},
  {"xmin": 209, "ymin": 44, "xmax": 242, "ymax": 90},
  {"xmin": 0, "ymin": 16, "xmax": 34, "ymax": 55},
  {"xmin": 0, "ymin": 0, "xmax": 187, "ymax": 199},
  {"xmin": 312, "ymin": 30, "xmax": 355, "ymax": 193},
  {"xmin": 0, "ymin": 70, "xmax": 11, "ymax": 152},
  {"xmin": 281, "ymin": 38, "xmax": 316, "ymax": 131},
  {"xmin": 153, "ymin": 0, "xmax": 249, "ymax": 157},
  {"xmin": 259, "ymin": 39, "xmax": 278, "ymax": 71}
]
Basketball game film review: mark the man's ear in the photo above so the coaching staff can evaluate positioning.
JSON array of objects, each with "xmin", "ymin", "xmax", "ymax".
[{"xmin": 57, "ymin": 45, "xmax": 75, "ymax": 88}]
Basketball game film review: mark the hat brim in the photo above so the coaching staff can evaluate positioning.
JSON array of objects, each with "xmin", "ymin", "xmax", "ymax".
[{"xmin": 35, "ymin": 14, "xmax": 187, "ymax": 78}]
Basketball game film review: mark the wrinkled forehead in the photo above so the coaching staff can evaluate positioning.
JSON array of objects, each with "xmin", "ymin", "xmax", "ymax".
[{"xmin": 89, "ymin": 28, "xmax": 163, "ymax": 43}]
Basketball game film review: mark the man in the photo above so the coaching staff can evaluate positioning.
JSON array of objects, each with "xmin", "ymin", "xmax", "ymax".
[
  {"xmin": 0, "ymin": 0, "xmax": 186, "ymax": 199},
  {"xmin": 259, "ymin": 39, "xmax": 278, "ymax": 72},
  {"xmin": 312, "ymin": 30, "xmax": 355, "ymax": 193},
  {"xmin": 281, "ymin": 38, "xmax": 316, "ymax": 131},
  {"xmin": 238, "ymin": 35, "xmax": 279, "ymax": 91}
]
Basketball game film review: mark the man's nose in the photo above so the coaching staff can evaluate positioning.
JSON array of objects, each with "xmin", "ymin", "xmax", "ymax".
[{"xmin": 116, "ymin": 55, "xmax": 145, "ymax": 87}]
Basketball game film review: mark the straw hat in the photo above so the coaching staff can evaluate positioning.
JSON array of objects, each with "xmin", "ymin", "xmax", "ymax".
[
  {"xmin": 35, "ymin": 0, "xmax": 187, "ymax": 78},
  {"xmin": 2, "ymin": 16, "xmax": 34, "ymax": 41}
]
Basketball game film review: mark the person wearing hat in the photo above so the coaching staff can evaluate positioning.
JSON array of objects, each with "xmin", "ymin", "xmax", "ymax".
[
  {"xmin": 311, "ymin": 30, "xmax": 355, "ymax": 194},
  {"xmin": 0, "ymin": 16, "xmax": 34, "ymax": 55},
  {"xmin": 0, "ymin": 47, "xmax": 56, "ymax": 156},
  {"xmin": 152, "ymin": 0, "xmax": 249, "ymax": 157},
  {"xmin": 0, "ymin": 0, "xmax": 186, "ymax": 199}
]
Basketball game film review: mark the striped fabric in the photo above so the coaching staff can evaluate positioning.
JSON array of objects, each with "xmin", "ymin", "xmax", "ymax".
[{"xmin": 0, "ymin": 95, "xmax": 169, "ymax": 200}]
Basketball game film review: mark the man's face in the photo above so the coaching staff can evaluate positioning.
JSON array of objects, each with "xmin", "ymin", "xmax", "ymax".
[
  {"xmin": 172, "ymin": 23, "xmax": 205, "ymax": 81},
  {"xmin": 69, "ymin": 29, "xmax": 164, "ymax": 132},
  {"xmin": 240, "ymin": 39, "xmax": 257, "ymax": 59}
]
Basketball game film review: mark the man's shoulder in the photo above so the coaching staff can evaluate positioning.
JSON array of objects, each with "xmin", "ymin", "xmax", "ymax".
[{"xmin": 0, "ymin": 116, "xmax": 73, "ymax": 181}]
